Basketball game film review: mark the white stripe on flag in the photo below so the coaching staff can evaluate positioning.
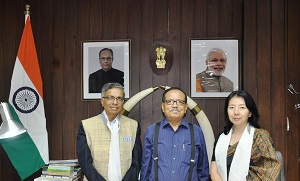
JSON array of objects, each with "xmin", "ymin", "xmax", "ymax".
[{"xmin": 9, "ymin": 49, "xmax": 49, "ymax": 165}]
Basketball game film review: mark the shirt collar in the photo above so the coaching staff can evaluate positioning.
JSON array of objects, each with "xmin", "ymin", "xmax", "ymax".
[
  {"xmin": 101, "ymin": 110, "xmax": 120, "ymax": 124},
  {"xmin": 161, "ymin": 118, "xmax": 189, "ymax": 129}
]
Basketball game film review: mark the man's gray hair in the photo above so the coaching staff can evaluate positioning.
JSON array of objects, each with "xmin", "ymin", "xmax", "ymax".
[
  {"xmin": 101, "ymin": 82, "xmax": 125, "ymax": 97},
  {"xmin": 206, "ymin": 48, "xmax": 227, "ymax": 61}
]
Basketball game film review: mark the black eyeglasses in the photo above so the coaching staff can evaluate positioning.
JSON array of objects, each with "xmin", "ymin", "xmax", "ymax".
[
  {"xmin": 164, "ymin": 99, "xmax": 186, "ymax": 106},
  {"xmin": 102, "ymin": 96, "xmax": 124, "ymax": 103},
  {"xmin": 99, "ymin": 57, "xmax": 113, "ymax": 61}
]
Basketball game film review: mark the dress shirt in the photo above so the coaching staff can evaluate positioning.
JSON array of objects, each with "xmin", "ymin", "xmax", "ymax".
[{"xmin": 140, "ymin": 119, "xmax": 209, "ymax": 181}]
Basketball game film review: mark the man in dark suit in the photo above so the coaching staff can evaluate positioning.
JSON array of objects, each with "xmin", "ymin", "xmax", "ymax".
[{"xmin": 89, "ymin": 48, "xmax": 124, "ymax": 93}]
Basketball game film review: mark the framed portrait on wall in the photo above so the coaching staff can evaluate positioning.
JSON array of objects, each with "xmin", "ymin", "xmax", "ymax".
[
  {"xmin": 190, "ymin": 39, "xmax": 239, "ymax": 98},
  {"xmin": 82, "ymin": 40, "xmax": 130, "ymax": 100}
]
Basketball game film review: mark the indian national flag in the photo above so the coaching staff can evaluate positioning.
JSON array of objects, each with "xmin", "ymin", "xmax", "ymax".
[{"xmin": 0, "ymin": 14, "xmax": 49, "ymax": 180}]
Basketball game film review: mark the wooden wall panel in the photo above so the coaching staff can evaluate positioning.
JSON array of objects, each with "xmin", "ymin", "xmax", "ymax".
[
  {"xmin": 219, "ymin": 0, "xmax": 233, "ymax": 36},
  {"xmin": 257, "ymin": 0, "xmax": 272, "ymax": 131},
  {"xmin": 232, "ymin": 0, "xmax": 243, "ymax": 38},
  {"xmin": 194, "ymin": 0, "xmax": 207, "ymax": 37},
  {"xmin": 51, "ymin": 0, "xmax": 65, "ymax": 160},
  {"xmin": 270, "ymin": 0, "xmax": 286, "ymax": 156},
  {"xmin": 166, "ymin": 0, "xmax": 181, "ymax": 87},
  {"xmin": 102, "ymin": 0, "xmax": 117, "ymax": 39},
  {"xmin": 286, "ymin": 0, "xmax": 300, "ymax": 179},
  {"xmin": 243, "ymin": 0, "xmax": 258, "ymax": 97},
  {"xmin": 0, "ymin": 1, "xmax": 19, "ymax": 102},
  {"xmin": 115, "ymin": 0, "xmax": 129, "ymax": 39},
  {"xmin": 127, "ymin": 0, "xmax": 142, "ymax": 122},
  {"xmin": 0, "ymin": 0, "xmax": 298, "ymax": 180},
  {"xmin": 206, "ymin": 0, "xmax": 219, "ymax": 36},
  {"xmin": 89, "ymin": 0, "xmax": 103, "ymax": 40},
  {"xmin": 140, "ymin": 0, "xmax": 155, "ymax": 139},
  {"xmin": 63, "ymin": 0, "xmax": 78, "ymax": 159}
]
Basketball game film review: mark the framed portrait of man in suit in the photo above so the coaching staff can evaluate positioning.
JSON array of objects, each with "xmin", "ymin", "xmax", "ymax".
[
  {"xmin": 82, "ymin": 40, "xmax": 130, "ymax": 100},
  {"xmin": 190, "ymin": 38, "xmax": 240, "ymax": 98}
]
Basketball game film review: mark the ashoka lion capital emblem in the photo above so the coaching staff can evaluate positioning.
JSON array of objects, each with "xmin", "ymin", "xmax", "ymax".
[{"xmin": 155, "ymin": 46, "xmax": 166, "ymax": 68}]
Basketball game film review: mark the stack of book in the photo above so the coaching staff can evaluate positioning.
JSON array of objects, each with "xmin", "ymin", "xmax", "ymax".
[{"xmin": 34, "ymin": 159, "xmax": 82, "ymax": 181}]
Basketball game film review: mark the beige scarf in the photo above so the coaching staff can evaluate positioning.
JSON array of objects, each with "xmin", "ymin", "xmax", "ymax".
[{"xmin": 215, "ymin": 124, "xmax": 255, "ymax": 181}]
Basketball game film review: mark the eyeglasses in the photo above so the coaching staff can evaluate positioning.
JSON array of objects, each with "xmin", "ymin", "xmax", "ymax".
[
  {"xmin": 99, "ymin": 57, "xmax": 113, "ymax": 61},
  {"xmin": 164, "ymin": 99, "xmax": 186, "ymax": 106},
  {"xmin": 102, "ymin": 96, "xmax": 124, "ymax": 103}
]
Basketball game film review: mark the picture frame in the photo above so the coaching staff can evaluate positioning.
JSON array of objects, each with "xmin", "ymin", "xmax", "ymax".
[
  {"xmin": 190, "ymin": 38, "xmax": 239, "ymax": 98},
  {"xmin": 82, "ymin": 40, "xmax": 130, "ymax": 100}
]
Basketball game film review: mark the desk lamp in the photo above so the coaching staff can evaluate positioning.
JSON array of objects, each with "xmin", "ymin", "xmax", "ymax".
[{"xmin": 0, "ymin": 102, "xmax": 26, "ymax": 139}]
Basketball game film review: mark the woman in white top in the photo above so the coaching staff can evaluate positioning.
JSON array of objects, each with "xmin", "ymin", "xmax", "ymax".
[{"xmin": 210, "ymin": 90, "xmax": 281, "ymax": 181}]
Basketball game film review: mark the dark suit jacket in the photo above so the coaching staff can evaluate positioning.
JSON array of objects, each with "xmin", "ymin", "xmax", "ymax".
[{"xmin": 89, "ymin": 68, "xmax": 124, "ymax": 93}]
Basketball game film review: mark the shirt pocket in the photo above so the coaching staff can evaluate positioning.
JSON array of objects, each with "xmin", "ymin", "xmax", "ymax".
[
  {"xmin": 182, "ymin": 142, "xmax": 202, "ymax": 166},
  {"xmin": 182, "ymin": 142, "xmax": 192, "ymax": 165}
]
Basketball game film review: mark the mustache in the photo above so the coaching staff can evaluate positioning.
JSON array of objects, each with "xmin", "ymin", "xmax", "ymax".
[{"xmin": 170, "ymin": 108, "xmax": 181, "ymax": 112}]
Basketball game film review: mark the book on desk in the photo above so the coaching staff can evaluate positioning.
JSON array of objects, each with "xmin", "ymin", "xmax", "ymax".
[{"xmin": 34, "ymin": 159, "xmax": 82, "ymax": 181}]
